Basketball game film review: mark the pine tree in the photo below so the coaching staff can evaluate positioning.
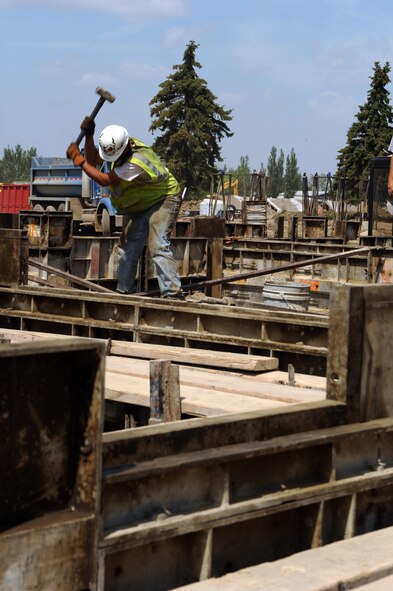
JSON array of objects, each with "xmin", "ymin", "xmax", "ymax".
[
  {"xmin": 149, "ymin": 41, "xmax": 233, "ymax": 198},
  {"xmin": 336, "ymin": 61, "xmax": 393, "ymax": 200},
  {"xmin": 150, "ymin": 41, "xmax": 233, "ymax": 199},
  {"xmin": 0, "ymin": 144, "xmax": 37, "ymax": 183},
  {"xmin": 267, "ymin": 146, "xmax": 285, "ymax": 198},
  {"xmin": 284, "ymin": 149, "xmax": 301, "ymax": 198}
]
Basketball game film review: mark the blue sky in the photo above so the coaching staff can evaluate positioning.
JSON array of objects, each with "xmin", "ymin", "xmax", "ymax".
[{"xmin": 0, "ymin": 0, "xmax": 392, "ymax": 175}]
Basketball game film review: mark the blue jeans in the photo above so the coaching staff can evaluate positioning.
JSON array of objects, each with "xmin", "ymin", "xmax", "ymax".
[{"xmin": 116, "ymin": 193, "xmax": 182, "ymax": 296}]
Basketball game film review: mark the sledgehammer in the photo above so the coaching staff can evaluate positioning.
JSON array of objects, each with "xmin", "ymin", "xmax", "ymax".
[{"xmin": 75, "ymin": 87, "xmax": 116, "ymax": 146}]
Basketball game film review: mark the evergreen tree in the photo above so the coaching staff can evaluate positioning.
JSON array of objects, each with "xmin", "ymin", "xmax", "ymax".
[
  {"xmin": 0, "ymin": 144, "xmax": 37, "ymax": 183},
  {"xmin": 284, "ymin": 148, "xmax": 301, "ymax": 198},
  {"xmin": 336, "ymin": 61, "xmax": 393, "ymax": 200},
  {"xmin": 267, "ymin": 146, "xmax": 285, "ymax": 198},
  {"xmin": 149, "ymin": 40, "xmax": 233, "ymax": 198}
]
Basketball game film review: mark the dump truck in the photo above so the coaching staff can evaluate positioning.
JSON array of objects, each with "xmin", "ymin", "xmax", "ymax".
[{"xmin": 29, "ymin": 156, "xmax": 121, "ymax": 235}]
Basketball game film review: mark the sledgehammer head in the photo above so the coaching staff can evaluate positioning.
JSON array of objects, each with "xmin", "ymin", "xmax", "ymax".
[{"xmin": 96, "ymin": 87, "xmax": 116, "ymax": 103}]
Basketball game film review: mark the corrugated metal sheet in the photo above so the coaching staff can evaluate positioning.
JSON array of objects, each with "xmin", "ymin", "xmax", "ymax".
[{"xmin": 0, "ymin": 183, "xmax": 30, "ymax": 213}]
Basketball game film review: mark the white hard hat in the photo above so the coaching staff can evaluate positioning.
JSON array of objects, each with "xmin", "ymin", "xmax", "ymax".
[{"xmin": 98, "ymin": 125, "xmax": 129, "ymax": 162}]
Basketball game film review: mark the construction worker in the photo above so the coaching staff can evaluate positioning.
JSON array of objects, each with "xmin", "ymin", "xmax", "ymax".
[{"xmin": 66, "ymin": 119, "xmax": 184, "ymax": 299}]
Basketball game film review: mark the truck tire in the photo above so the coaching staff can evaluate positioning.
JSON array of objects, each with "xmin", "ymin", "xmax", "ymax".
[{"xmin": 102, "ymin": 207, "xmax": 112, "ymax": 236}]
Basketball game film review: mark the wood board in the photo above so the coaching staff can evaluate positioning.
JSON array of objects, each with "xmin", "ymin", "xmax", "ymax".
[
  {"xmin": 105, "ymin": 356, "xmax": 325, "ymax": 417},
  {"xmin": 1, "ymin": 328, "xmax": 326, "ymax": 417}
]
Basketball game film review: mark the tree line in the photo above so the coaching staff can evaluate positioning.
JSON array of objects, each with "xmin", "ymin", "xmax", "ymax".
[
  {"xmin": 1, "ymin": 43, "xmax": 391, "ymax": 204},
  {"xmin": 226, "ymin": 147, "xmax": 302, "ymax": 199},
  {"xmin": 0, "ymin": 145, "xmax": 36, "ymax": 184}
]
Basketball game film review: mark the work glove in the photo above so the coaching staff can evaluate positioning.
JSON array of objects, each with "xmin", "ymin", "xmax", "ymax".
[
  {"xmin": 66, "ymin": 143, "xmax": 86, "ymax": 167},
  {"xmin": 80, "ymin": 115, "xmax": 96, "ymax": 136}
]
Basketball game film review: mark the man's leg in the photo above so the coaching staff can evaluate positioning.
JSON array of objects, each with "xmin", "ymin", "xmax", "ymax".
[
  {"xmin": 116, "ymin": 213, "xmax": 149, "ymax": 293},
  {"xmin": 148, "ymin": 194, "xmax": 183, "ymax": 297}
]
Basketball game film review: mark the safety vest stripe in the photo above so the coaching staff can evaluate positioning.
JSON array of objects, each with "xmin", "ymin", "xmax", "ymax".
[{"xmin": 132, "ymin": 152, "xmax": 168, "ymax": 182}]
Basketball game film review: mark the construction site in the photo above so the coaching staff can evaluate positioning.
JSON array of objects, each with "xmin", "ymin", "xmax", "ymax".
[{"xmin": 2, "ymin": 139, "xmax": 393, "ymax": 591}]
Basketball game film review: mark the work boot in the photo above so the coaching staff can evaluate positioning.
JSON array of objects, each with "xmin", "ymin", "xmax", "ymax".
[{"xmin": 160, "ymin": 291, "xmax": 185, "ymax": 301}]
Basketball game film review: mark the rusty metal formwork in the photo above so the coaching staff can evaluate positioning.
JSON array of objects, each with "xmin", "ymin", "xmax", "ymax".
[
  {"xmin": 100, "ymin": 415, "xmax": 393, "ymax": 590},
  {"xmin": 0, "ymin": 339, "xmax": 105, "ymax": 591},
  {"xmin": 223, "ymin": 238, "xmax": 393, "ymax": 293},
  {"xmin": 98, "ymin": 283, "xmax": 393, "ymax": 589},
  {"xmin": 0, "ymin": 228, "xmax": 28, "ymax": 287},
  {"xmin": 0, "ymin": 285, "xmax": 329, "ymax": 375},
  {"xmin": 2, "ymin": 284, "xmax": 393, "ymax": 590}
]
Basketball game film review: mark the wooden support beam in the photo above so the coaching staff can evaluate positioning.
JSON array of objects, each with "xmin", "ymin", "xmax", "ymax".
[
  {"xmin": 206, "ymin": 238, "xmax": 223, "ymax": 299},
  {"xmin": 149, "ymin": 359, "xmax": 181, "ymax": 424}
]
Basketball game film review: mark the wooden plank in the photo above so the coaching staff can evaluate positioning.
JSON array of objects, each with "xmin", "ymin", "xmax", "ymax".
[
  {"xmin": 254, "ymin": 369, "xmax": 326, "ymax": 391},
  {"xmin": 0, "ymin": 328, "xmax": 110, "ymax": 347},
  {"xmin": 175, "ymin": 526, "xmax": 393, "ymax": 591},
  {"xmin": 106, "ymin": 357, "xmax": 325, "ymax": 405},
  {"xmin": 105, "ymin": 371, "xmax": 287, "ymax": 417},
  {"xmin": 0, "ymin": 329, "xmax": 279, "ymax": 372},
  {"xmin": 359, "ymin": 574, "xmax": 393, "ymax": 589},
  {"xmin": 109, "ymin": 340, "xmax": 278, "ymax": 371},
  {"xmin": 1, "ymin": 329, "xmax": 325, "ymax": 406}
]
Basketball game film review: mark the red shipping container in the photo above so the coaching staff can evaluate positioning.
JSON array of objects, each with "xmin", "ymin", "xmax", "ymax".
[{"xmin": 0, "ymin": 183, "xmax": 30, "ymax": 213}]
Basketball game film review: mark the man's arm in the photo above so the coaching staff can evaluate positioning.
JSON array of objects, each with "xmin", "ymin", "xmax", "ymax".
[
  {"xmin": 84, "ymin": 134, "xmax": 100, "ymax": 166},
  {"xmin": 81, "ymin": 159, "xmax": 121, "ymax": 187},
  {"xmin": 66, "ymin": 143, "xmax": 121, "ymax": 187}
]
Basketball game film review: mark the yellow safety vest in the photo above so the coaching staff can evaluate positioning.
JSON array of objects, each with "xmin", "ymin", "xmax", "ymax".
[{"xmin": 109, "ymin": 138, "xmax": 180, "ymax": 214}]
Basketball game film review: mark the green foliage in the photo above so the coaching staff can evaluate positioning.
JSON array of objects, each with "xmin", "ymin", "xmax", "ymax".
[
  {"xmin": 0, "ymin": 144, "xmax": 37, "ymax": 183},
  {"xmin": 267, "ymin": 146, "xmax": 285, "ymax": 198},
  {"xmin": 227, "ymin": 155, "xmax": 252, "ymax": 195},
  {"xmin": 284, "ymin": 149, "xmax": 302, "ymax": 198},
  {"xmin": 336, "ymin": 61, "xmax": 393, "ymax": 201},
  {"xmin": 149, "ymin": 41, "xmax": 233, "ymax": 198},
  {"xmin": 228, "ymin": 149, "xmax": 301, "ymax": 199}
]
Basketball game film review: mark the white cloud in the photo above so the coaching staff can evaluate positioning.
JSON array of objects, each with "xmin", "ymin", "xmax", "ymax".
[
  {"xmin": 308, "ymin": 91, "xmax": 355, "ymax": 118},
  {"xmin": 0, "ymin": 0, "xmax": 186, "ymax": 20},
  {"xmin": 78, "ymin": 71, "xmax": 118, "ymax": 88},
  {"xmin": 37, "ymin": 57, "xmax": 119, "ymax": 89},
  {"xmin": 118, "ymin": 63, "xmax": 169, "ymax": 80}
]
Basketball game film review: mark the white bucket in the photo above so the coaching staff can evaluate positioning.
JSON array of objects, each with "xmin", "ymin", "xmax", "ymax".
[{"xmin": 262, "ymin": 281, "xmax": 311, "ymax": 311}]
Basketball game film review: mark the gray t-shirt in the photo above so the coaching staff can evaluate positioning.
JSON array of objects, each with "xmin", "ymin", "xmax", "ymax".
[{"xmin": 114, "ymin": 161, "xmax": 149, "ymax": 182}]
